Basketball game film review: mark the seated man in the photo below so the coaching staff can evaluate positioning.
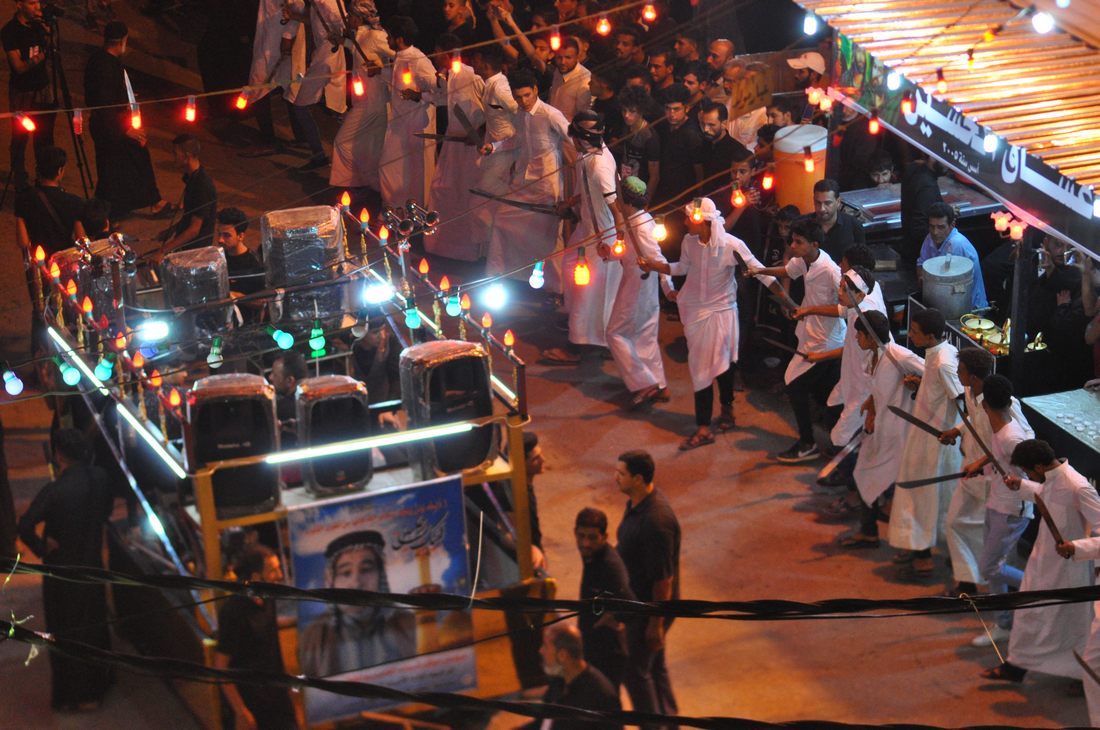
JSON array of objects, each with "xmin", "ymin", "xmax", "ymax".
[{"xmin": 916, "ymin": 201, "xmax": 988, "ymax": 310}]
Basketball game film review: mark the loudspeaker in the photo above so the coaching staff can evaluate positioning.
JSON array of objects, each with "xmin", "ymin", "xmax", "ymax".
[
  {"xmin": 185, "ymin": 374, "xmax": 280, "ymax": 518},
  {"xmin": 400, "ymin": 340, "xmax": 498, "ymax": 480},
  {"xmin": 260, "ymin": 206, "xmax": 346, "ymax": 325},
  {"xmin": 296, "ymin": 375, "xmax": 373, "ymax": 496}
]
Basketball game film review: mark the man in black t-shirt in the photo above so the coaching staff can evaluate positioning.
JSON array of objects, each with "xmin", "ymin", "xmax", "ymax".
[
  {"xmin": 652, "ymin": 84, "xmax": 702, "ymax": 210},
  {"xmin": 615, "ymin": 85, "xmax": 660, "ymax": 187},
  {"xmin": 215, "ymin": 207, "xmax": 263, "ymax": 296},
  {"xmin": 157, "ymin": 133, "xmax": 217, "ymax": 260},
  {"xmin": 2, "ymin": 0, "xmax": 56, "ymax": 189},
  {"xmin": 214, "ymin": 544, "xmax": 297, "ymax": 730},
  {"xmin": 696, "ymin": 99, "xmax": 748, "ymax": 210},
  {"xmin": 14, "ymin": 146, "xmax": 85, "ymax": 256},
  {"xmin": 574, "ymin": 507, "xmax": 635, "ymax": 689},
  {"xmin": 522, "ymin": 623, "xmax": 622, "ymax": 730},
  {"xmin": 811, "ymin": 178, "xmax": 865, "ymax": 261}
]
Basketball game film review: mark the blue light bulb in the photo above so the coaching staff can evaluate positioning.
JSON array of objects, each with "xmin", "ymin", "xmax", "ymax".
[
  {"xmin": 445, "ymin": 295, "xmax": 461, "ymax": 317},
  {"xmin": 405, "ymin": 309, "xmax": 421, "ymax": 329},
  {"xmin": 274, "ymin": 330, "xmax": 294, "ymax": 350},
  {"xmin": 61, "ymin": 364, "xmax": 81, "ymax": 387}
]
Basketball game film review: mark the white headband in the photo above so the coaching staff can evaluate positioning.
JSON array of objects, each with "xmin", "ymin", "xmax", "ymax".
[{"xmin": 844, "ymin": 271, "xmax": 869, "ymax": 296}]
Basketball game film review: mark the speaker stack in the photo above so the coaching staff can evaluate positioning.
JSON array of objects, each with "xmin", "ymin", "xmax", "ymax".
[
  {"xmin": 295, "ymin": 375, "xmax": 373, "ymax": 496},
  {"xmin": 184, "ymin": 374, "xmax": 280, "ymax": 518},
  {"xmin": 400, "ymin": 340, "xmax": 499, "ymax": 480}
]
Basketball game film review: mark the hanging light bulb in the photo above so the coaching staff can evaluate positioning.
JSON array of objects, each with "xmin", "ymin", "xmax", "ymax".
[
  {"xmin": 484, "ymin": 282, "xmax": 507, "ymax": 310},
  {"xmin": 3, "ymin": 368, "xmax": 23, "ymax": 396},
  {"xmin": 207, "ymin": 336, "xmax": 224, "ymax": 369},
  {"xmin": 596, "ymin": 15, "xmax": 611, "ymax": 36},
  {"xmin": 460, "ymin": 292, "xmax": 472, "ymax": 313},
  {"xmin": 184, "ymin": 95, "xmax": 197, "ymax": 123},
  {"xmin": 549, "ymin": 26, "xmax": 562, "ymax": 52},
  {"xmin": 761, "ymin": 172, "xmax": 775, "ymax": 191},
  {"xmin": 731, "ymin": 188, "xmax": 746, "ymax": 208},
  {"xmin": 966, "ymin": 49, "xmax": 975, "ymax": 69},
  {"xmin": 418, "ymin": 258, "xmax": 429, "ymax": 275},
  {"xmin": 690, "ymin": 198, "xmax": 704, "ymax": 223},
  {"xmin": 72, "ymin": 109, "xmax": 83, "ymax": 135},
  {"xmin": 451, "ymin": 54, "xmax": 462, "ymax": 74},
  {"xmin": 150, "ymin": 369, "xmax": 163, "ymax": 388},
  {"xmin": 503, "ymin": 329, "xmax": 515, "ymax": 348},
  {"xmin": 819, "ymin": 95, "xmax": 833, "ymax": 112},
  {"xmin": 529, "ymin": 260, "xmax": 546, "ymax": 289},
  {"xmin": 446, "ymin": 293, "xmax": 462, "ymax": 316},
  {"xmin": 49, "ymin": 261, "xmax": 60, "ymax": 281},
  {"xmin": 131, "ymin": 350, "xmax": 145, "ymax": 369},
  {"xmin": 401, "ymin": 70, "xmax": 413, "ymax": 87},
  {"xmin": 480, "ymin": 311, "xmax": 493, "ymax": 329},
  {"xmin": 612, "ymin": 237, "xmax": 626, "ymax": 256},
  {"xmin": 868, "ymin": 109, "xmax": 881, "ymax": 135},
  {"xmin": 235, "ymin": 92, "xmax": 249, "ymax": 110},
  {"xmin": 59, "ymin": 360, "xmax": 81, "ymax": 387},
  {"xmin": 803, "ymin": 12, "xmax": 818, "ymax": 35},
  {"xmin": 803, "ymin": 146, "xmax": 815, "ymax": 173},
  {"xmin": 806, "ymin": 87, "xmax": 822, "ymax": 106},
  {"xmin": 405, "ymin": 308, "xmax": 421, "ymax": 329},
  {"xmin": 94, "ymin": 354, "xmax": 115, "ymax": 382},
  {"xmin": 168, "ymin": 388, "xmax": 181, "ymax": 408},
  {"xmin": 992, "ymin": 211, "xmax": 1011, "ymax": 233},
  {"xmin": 886, "ymin": 72, "xmax": 900, "ymax": 91},
  {"xmin": 654, "ymin": 217, "xmax": 668, "ymax": 242},
  {"xmin": 573, "ymin": 248, "xmax": 591, "ymax": 286},
  {"xmin": 352, "ymin": 73, "xmax": 365, "ymax": 97},
  {"xmin": 308, "ymin": 319, "xmax": 326, "ymax": 352},
  {"xmin": 1031, "ymin": 11, "xmax": 1054, "ymax": 34},
  {"xmin": 130, "ymin": 103, "xmax": 142, "ymax": 130},
  {"xmin": 267, "ymin": 325, "xmax": 294, "ymax": 349},
  {"xmin": 16, "ymin": 113, "xmax": 36, "ymax": 132},
  {"xmin": 1009, "ymin": 219, "xmax": 1027, "ymax": 240},
  {"xmin": 901, "ymin": 92, "xmax": 914, "ymax": 116},
  {"xmin": 936, "ymin": 68, "xmax": 947, "ymax": 95},
  {"xmin": 81, "ymin": 295, "xmax": 94, "ymax": 314},
  {"xmin": 642, "ymin": 4, "xmax": 657, "ymax": 22}
]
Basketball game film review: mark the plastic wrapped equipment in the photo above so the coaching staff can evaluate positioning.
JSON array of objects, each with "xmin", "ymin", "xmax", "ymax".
[{"xmin": 260, "ymin": 206, "xmax": 346, "ymax": 323}]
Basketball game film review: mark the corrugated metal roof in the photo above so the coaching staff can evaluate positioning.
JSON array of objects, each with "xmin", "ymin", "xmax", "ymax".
[{"xmin": 801, "ymin": 0, "xmax": 1100, "ymax": 187}]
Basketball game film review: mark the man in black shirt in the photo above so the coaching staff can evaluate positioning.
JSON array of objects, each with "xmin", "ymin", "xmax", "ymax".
[
  {"xmin": 525, "ymin": 623, "xmax": 622, "ymax": 730},
  {"xmin": 215, "ymin": 207, "xmax": 263, "ymax": 296},
  {"xmin": 157, "ymin": 133, "xmax": 217, "ymax": 259},
  {"xmin": 575, "ymin": 507, "xmax": 634, "ymax": 689},
  {"xmin": 214, "ymin": 543, "xmax": 297, "ymax": 730},
  {"xmin": 3, "ymin": 0, "xmax": 56, "ymax": 189},
  {"xmin": 615, "ymin": 450, "xmax": 680, "ymax": 729},
  {"xmin": 900, "ymin": 154, "xmax": 945, "ymax": 269},
  {"xmin": 647, "ymin": 48, "xmax": 675, "ymax": 104},
  {"xmin": 653, "ymin": 84, "xmax": 702, "ymax": 209},
  {"xmin": 589, "ymin": 66, "xmax": 624, "ymax": 147},
  {"xmin": 697, "ymin": 99, "xmax": 748, "ymax": 209},
  {"xmin": 14, "ymin": 145, "xmax": 85, "ymax": 256},
  {"xmin": 811, "ymin": 178, "xmax": 864, "ymax": 261},
  {"xmin": 616, "ymin": 85, "xmax": 660, "ymax": 187}
]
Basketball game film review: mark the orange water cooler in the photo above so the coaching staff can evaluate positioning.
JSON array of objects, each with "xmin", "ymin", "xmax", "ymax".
[{"xmin": 772, "ymin": 124, "xmax": 828, "ymax": 214}]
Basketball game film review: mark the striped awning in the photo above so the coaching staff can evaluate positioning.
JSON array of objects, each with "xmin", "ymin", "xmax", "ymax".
[{"xmin": 797, "ymin": 0, "xmax": 1100, "ymax": 255}]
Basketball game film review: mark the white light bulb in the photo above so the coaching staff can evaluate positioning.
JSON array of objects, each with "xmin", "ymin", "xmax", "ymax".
[
  {"xmin": 1056, "ymin": 0, "xmax": 1070, "ymax": 7},
  {"xmin": 483, "ymin": 282, "xmax": 507, "ymax": 310},
  {"xmin": 136, "ymin": 320, "xmax": 170, "ymax": 342},
  {"xmin": 983, "ymin": 134, "xmax": 998, "ymax": 153},
  {"xmin": 886, "ymin": 72, "xmax": 900, "ymax": 91},
  {"xmin": 1032, "ymin": 11, "xmax": 1054, "ymax": 33},
  {"xmin": 363, "ymin": 282, "xmax": 395, "ymax": 304},
  {"xmin": 803, "ymin": 13, "xmax": 818, "ymax": 35}
]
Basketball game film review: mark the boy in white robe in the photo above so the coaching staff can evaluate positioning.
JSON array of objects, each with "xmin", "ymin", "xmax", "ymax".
[
  {"xmin": 282, "ymin": 0, "xmax": 346, "ymax": 169},
  {"xmin": 889, "ymin": 307, "xmax": 963, "ymax": 575},
  {"xmin": 842, "ymin": 310, "xmax": 924, "ymax": 547},
  {"xmin": 379, "ymin": 16, "xmax": 436, "ymax": 208},
  {"xmin": 468, "ymin": 45, "xmax": 516, "ymax": 258},
  {"xmin": 640, "ymin": 197, "xmax": 774, "ymax": 451},
  {"xmin": 985, "ymin": 440, "xmax": 1100, "ymax": 685}
]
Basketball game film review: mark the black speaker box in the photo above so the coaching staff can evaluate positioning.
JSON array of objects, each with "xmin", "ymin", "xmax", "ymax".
[{"xmin": 296, "ymin": 375, "xmax": 373, "ymax": 496}]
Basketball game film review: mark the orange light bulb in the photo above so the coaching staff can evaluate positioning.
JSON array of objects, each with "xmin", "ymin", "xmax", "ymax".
[
  {"xmin": 642, "ymin": 4, "xmax": 657, "ymax": 22},
  {"xmin": 612, "ymin": 238, "xmax": 626, "ymax": 256},
  {"xmin": 503, "ymin": 329, "xmax": 515, "ymax": 348},
  {"xmin": 807, "ymin": 88, "xmax": 821, "ymax": 106},
  {"xmin": 819, "ymin": 95, "xmax": 833, "ymax": 112},
  {"xmin": 184, "ymin": 96, "xmax": 197, "ymax": 123},
  {"xmin": 359, "ymin": 208, "xmax": 370, "ymax": 225},
  {"xmin": 596, "ymin": 16, "xmax": 611, "ymax": 36},
  {"xmin": 451, "ymin": 56, "xmax": 462, "ymax": 74},
  {"xmin": 460, "ymin": 293, "xmax": 471, "ymax": 311},
  {"xmin": 352, "ymin": 75, "xmax": 365, "ymax": 97},
  {"xmin": 401, "ymin": 70, "xmax": 413, "ymax": 87},
  {"xmin": 132, "ymin": 351, "xmax": 145, "ymax": 369},
  {"xmin": 418, "ymin": 258, "xmax": 429, "ymax": 275},
  {"xmin": 66, "ymin": 279, "xmax": 77, "ymax": 298},
  {"xmin": 34, "ymin": 245, "xmax": 45, "ymax": 264},
  {"xmin": 235, "ymin": 93, "xmax": 249, "ymax": 110},
  {"xmin": 868, "ymin": 112, "xmax": 881, "ymax": 135},
  {"xmin": 439, "ymin": 275, "xmax": 451, "ymax": 291},
  {"xmin": 130, "ymin": 105, "xmax": 142, "ymax": 130},
  {"xmin": 340, "ymin": 191, "xmax": 351, "ymax": 209},
  {"xmin": 379, "ymin": 225, "xmax": 389, "ymax": 242},
  {"xmin": 762, "ymin": 172, "xmax": 775, "ymax": 191},
  {"xmin": 150, "ymin": 369, "xmax": 162, "ymax": 388},
  {"xmin": 81, "ymin": 295, "xmax": 94, "ymax": 314},
  {"xmin": 481, "ymin": 311, "xmax": 493, "ymax": 328},
  {"xmin": 114, "ymin": 332, "xmax": 126, "ymax": 350},
  {"xmin": 573, "ymin": 259, "xmax": 591, "ymax": 286},
  {"xmin": 549, "ymin": 27, "xmax": 562, "ymax": 52},
  {"xmin": 803, "ymin": 147, "xmax": 815, "ymax": 173},
  {"xmin": 936, "ymin": 69, "xmax": 947, "ymax": 95},
  {"xmin": 49, "ymin": 262, "xmax": 60, "ymax": 280},
  {"xmin": 17, "ymin": 113, "xmax": 36, "ymax": 132},
  {"xmin": 168, "ymin": 388, "xmax": 181, "ymax": 407},
  {"xmin": 732, "ymin": 188, "xmax": 746, "ymax": 208},
  {"xmin": 901, "ymin": 93, "xmax": 914, "ymax": 115}
]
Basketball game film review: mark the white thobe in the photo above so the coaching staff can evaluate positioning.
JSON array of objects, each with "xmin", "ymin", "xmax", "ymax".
[
  {"xmin": 1011, "ymin": 461, "xmax": 1100, "ymax": 679},
  {"xmin": 485, "ymin": 98, "xmax": 570, "ymax": 293},
  {"xmin": 784, "ymin": 251, "xmax": 845, "ymax": 385},
  {"xmin": 853, "ymin": 342, "xmax": 925, "ymax": 505},
  {"xmin": 562, "ymin": 147, "xmax": 622, "ymax": 347},
  {"xmin": 828, "ymin": 284, "xmax": 887, "ymax": 446},
  {"xmin": 426, "ymin": 64, "xmax": 486, "ymax": 261},
  {"xmin": 607, "ymin": 211, "xmax": 672, "ymax": 392},
  {"xmin": 670, "ymin": 226, "xmax": 773, "ymax": 392},
  {"xmin": 248, "ymin": 0, "xmax": 291, "ymax": 100},
  {"xmin": 549, "ymin": 63, "xmax": 592, "ymax": 122},
  {"xmin": 284, "ymin": 0, "xmax": 346, "ymax": 112},
  {"xmin": 329, "ymin": 29, "xmax": 393, "ymax": 189},
  {"xmin": 470, "ymin": 72, "xmax": 518, "ymax": 256},
  {"xmin": 889, "ymin": 341, "xmax": 964, "ymax": 551},
  {"xmin": 379, "ymin": 46, "xmax": 437, "ymax": 207},
  {"xmin": 1067, "ymin": 486, "xmax": 1100, "ymax": 724}
]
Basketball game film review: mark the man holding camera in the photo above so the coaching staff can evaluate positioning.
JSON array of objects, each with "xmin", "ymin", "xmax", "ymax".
[{"xmin": 3, "ymin": 0, "xmax": 57, "ymax": 190}]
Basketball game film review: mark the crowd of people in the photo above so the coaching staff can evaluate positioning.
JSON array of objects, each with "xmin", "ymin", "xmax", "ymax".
[{"xmin": 6, "ymin": 0, "xmax": 1100, "ymax": 727}]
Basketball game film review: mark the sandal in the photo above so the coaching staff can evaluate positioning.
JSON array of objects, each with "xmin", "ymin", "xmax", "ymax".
[
  {"xmin": 838, "ymin": 533, "xmax": 880, "ymax": 549},
  {"xmin": 652, "ymin": 387, "xmax": 671, "ymax": 402},
  {"xmin": 980, "ymin": 662, "xmax": 1027, "ymax": 683},
  {"xmin": 540, "ymin": 347, "xmax": 580, "ymax": 365},
  {"xmin": 679, "ymin": 431, "xmax": 715, "ymax": 451},
  {"xmin": 713, "ymin": 414, "xmax": 736, "ymax": 432},
  {"xmin": 629, "ymin": 386, "xmax": 659, "ymax": 410},
  {"xmin": 819, "ymin": 496, "xmax": 858, "ymax": 518},
  {"xmin": 892, "ymin": 551, "xmax": 914, "ymax": 564}
]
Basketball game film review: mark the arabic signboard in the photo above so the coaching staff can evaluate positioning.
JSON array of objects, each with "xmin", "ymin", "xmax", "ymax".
[
  {"xmin": 287, "ymin": 475, "xmax": 476, "ymax": 725},
  {"xmin": 831, "ymin": 35, "xmax": 1099, "ymax": 256}
]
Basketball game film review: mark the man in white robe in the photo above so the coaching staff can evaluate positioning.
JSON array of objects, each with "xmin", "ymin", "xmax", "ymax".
[
  {"xmin": 282, "ymin": 0, "xmax": 346, "ymax": 169},
  {"xmin": 606, "ymin": 177, "xmax": 673, "ymax": 408},
  {"xmin": 425, "ymin": 37, "xmax": 485, "ymax": 261},
  {"xmin": 241, "ymin": 0, "xmax": 296, "ymax": 156},
  {"xmin": 328, "ymin": 2, "xmax": 393, "ymax": 191},
  {"xmin": 985, "ymin": 440, "xmax": 1100, "ymax": 686},
  {"xmin": 379, "ymin": 16, "xmax": 436, "ymax": 208},
  {"xmin": 641, "ymin": 197, "xmax": 774, "ymax": 451},
  {"xmin": 468, "ymin": 45, "xmax": 517, "ymax": 259},
  {"xmin": 480, "ymin": 70, "xmax": 569, "ymax": 293},
  {"xmin": 843, "ymin": 311, "xmax": 925, "ymax": 547},
  {"xmin": 889, "ymin": 307, "xmax": 964, "ymax": 574}
]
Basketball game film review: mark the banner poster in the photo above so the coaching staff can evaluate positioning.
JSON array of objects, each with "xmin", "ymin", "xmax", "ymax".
[
  {"xmin": 287, "ymin": 475, "xmax": 476, "ymax": 724},
  {"xmin": 831, "ymin": 33, "xmax": 1098, "ymax": 255}
]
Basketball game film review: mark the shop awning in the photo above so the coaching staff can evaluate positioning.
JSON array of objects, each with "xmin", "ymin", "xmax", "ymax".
[{"xmin": 796, "ymin": 0, "xmax": 1100, "ymax": 257}]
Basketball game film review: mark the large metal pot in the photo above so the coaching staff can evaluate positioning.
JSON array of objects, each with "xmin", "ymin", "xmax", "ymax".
[{"xmin": 921, "ymin": 255, "xmax": 973, "ymax": 320}]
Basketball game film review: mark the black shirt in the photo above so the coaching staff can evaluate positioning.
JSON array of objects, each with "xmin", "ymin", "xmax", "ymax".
[
  {"xmin": 175, "ymin": 166, "xmax": 217, "ymax": 248},
  {"xmin": 617, "ymin": 124, "xmax": 660, "ymax": 185},
  {"xmin": 654, "ymin": 119, "xmax": 703, "ymax": 208},
  {"xmin": 216, "ymin": 595, "xmax": 296, "ymax": 729},
  {"xmin": 225, "ymin": 248, "xmax": 264, "ymax": 296},
  {"xmin": 820, "ymin": 211, "xmax": 865, "ymax": 262},
  {"xmin": 579, "ymin": 544, "xmax": 634, "ymax": 667},
  {"xmin": 17, "ymin": 463, "xmax": 111, "ymax": 566},
  {"xmin": 616, "ymin": 488, "xmax": 680, "ymax": 603},
  {"xmin": 525, "ymin": 666, "xmax": 622, "ymax": 730},
  {"xmin": 14, "ymin": 184, "xmax": 85, "ymax": 255},
  {"xmin": 2, "ymin": 16, "xmax": 49, "ymax": 92},
  {"xmin": 698, "ymin": 132, "xmax": 749, "ymax": 202},
  {"xmin": 900, "ymin": 162, "xmax": 944, "ymax": 265},
  {"xmin": 592, "ymin": 96, "xmax": 624, "ymax": 150}
]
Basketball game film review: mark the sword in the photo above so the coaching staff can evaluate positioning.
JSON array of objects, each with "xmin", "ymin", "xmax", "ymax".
[
  {"xmin": 469, "ymin": 188, "xmax": 566, "ymax": 218},
  {"xmin": 730, "ymin": 248, "xmax": 798, "ymax": 312},
  {"xmin": 760, "ymin": 336, "xmax": 808, "ymax": 360},
  {"xmin": 451, "ymin": 103, "xmax": 483, "ymax": 146},
  {"xmin": 817, "ymin": 431, "xmax": 862, "ymax": 482},
  {"xmin": 887, "ymin": 405, "xmax": 948, "ymax": 440},
  {"xmin": 123, "ymin": 69, "xmax": 136, "ymax": 107},
  {"xmin": 1074, "ymin": 651, "xmax": 1100, "ymax": 689},
  {"xmin": 895, "ymin": 471, "xmax": 969, "ymax": 489}
]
